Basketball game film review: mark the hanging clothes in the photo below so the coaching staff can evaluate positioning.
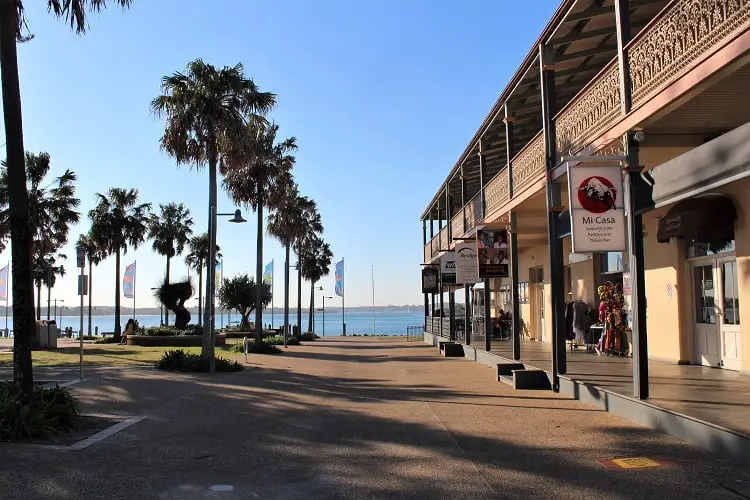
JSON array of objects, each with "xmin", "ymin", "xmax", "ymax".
[
  {"xmin": 564, "ymin": 301, "xmax": 575, "ymax": 340},
  {"xmin": 572, "ymin": 301, "xmax": 587, "ymax": 342}
]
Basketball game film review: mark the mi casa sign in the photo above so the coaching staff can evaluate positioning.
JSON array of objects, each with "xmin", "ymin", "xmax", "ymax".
[{"xmin": 568, "ymin": 165, "xmax": 626, "ymax": 253}]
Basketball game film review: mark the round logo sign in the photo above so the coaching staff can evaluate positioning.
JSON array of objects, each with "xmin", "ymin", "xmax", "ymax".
[{"xmin": 577, "ymin": 175, "xmax": 617, "ymax": 214}]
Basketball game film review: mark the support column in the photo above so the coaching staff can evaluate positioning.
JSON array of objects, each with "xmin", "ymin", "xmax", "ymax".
[
  {"xmin": 465, "ymin": 284, "xmax": 471, "ymax": 345},
  {"xmin": 624, "ymin": 134, "xmax": 649, "ymax": 399},
  {"xmin": 615, "ymin": 0, "xmax": 632, "ymax": 115},
  {"xmin": 540, "ymin": 44, "xmax": 566, "ymax": 390},
  {"xmin": 439, "ymin": 287, "xmax": 445, "ymax": 338},
  {"xmin": 478, "ymin": 141, "xmax": 487, "ymax": 219},
  {"xmin": 449, "ymin": 289, "xmax": 456, "ymax": 342},
  {"xmin": 446, "ymin": 189, "xmax": 452, "ymax": 244},
  {"xmin": 484, "ymin": 278, "xmax": 491, "ymax": 352},
  {"xmin": 461, "ymin": 165, "xmax": 467, "ymax": 232},
  {"xmin": 510, "ymin": 213, "xmax": 521, "ymax": 360},
  {"xmin": 504, "ymin": 103, "xmax": 516, "ymax": 197}
]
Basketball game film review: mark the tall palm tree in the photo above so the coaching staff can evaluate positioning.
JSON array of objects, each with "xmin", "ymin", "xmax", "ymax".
[
  {"xmin": 300, "ymin": 235, "xmax": 333, "ymax": 333},
  {"xmin": 32, "ymin": 251, "xmax": 66, "ymax": 321},
  {"xmin": 0, "ymin": 0, "xmax": 132, "ymax": 398},
  {"xmin": 223, "ymin": 122, "xmax": 296, "ymax": 347},
  {"xmin": 88, "ymin": 188, "xmax": 150, "ymax": 339},
  {"xmin": 152, "ymin": 59, "xmax": 275, "ymax": 362},
  {"xmin": 294, "ymin": 201, "xmax": 323, "ymax": 335},
  {"xmin": 0, "ymin": 152, "xmax": 80, "ymax": 321},
  {"xmin": 183, "ymin": 233, "xmax": 221, "ymax": 326},
  {"xmin": 76, "ymin": 233, "xmax": 105, "ymax": 336},
  {"xmin": 148, "ymin": 203, "xmax": 193, "ymax": 325}
]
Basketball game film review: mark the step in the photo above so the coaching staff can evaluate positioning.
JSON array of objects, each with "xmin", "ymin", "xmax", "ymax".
[
  {"xmin": 438, "ymin": 340, "xmax": 454, "ymax": 352},
  {"xmin": 497, "ymin": 363, "xmax": 525, "ymax": 379},
  {"xmin": 441, "ymin": 343, "xmax": 465, "ymax": 357},
  {"xmin": 498, "ymin": 374, "xmax": 514, "ymax": 387},
  {"xmin": 512, "ymin": 369, "xmax": 552, "ymax": 390}
]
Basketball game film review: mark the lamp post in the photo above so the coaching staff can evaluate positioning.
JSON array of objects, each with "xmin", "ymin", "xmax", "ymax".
[
  {"xmin": 57, "ymin": 299, "xmax": 64, "ymax": 333},
  {"xmin": 206, "ymin": 209, "xmax": 245, "ymax": 372},
  {"xmin": 150, "ymin": 287, "xmax": 163, "ymax": 325},
  {"xmin": 321, "ymin": 295, "xmax": 333, "ymax": 337},
  {"xmin": 313, "ymin": 285, "xmax": 323, "ymax": 334}
]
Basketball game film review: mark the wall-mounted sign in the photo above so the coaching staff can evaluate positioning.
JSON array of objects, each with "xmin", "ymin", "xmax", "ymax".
[
  {"xmin": 567, "ymin": 165, "xmax": 626, "ymax": 252},
  {"xmin": 477, "ymin": 229, "xmax": 509, "ymax": 278},
  {"xmin": 440, "ymin": 251, "xmax": 456, "ymax": 286},
  {"xmin": 568, "ymin": 252, "xmax": 593, "ymax": 264},
  {"xmin": 421, "ymin": 267, "xmax": 439, "ymax": 294},
  {"xmin": 455, "ymin": 241, "xmax": 479, "ymax": 284}
]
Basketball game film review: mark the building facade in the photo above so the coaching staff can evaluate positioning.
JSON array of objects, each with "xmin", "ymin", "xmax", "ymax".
[{"xmin": 421, "ymin": 0, "xmax": 750, "ymax": 398}]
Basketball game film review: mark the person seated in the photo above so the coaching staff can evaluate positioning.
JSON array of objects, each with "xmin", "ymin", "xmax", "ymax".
[{"xmin": 121, "ymin": 319, "xmax": 135, "ymax": 345}]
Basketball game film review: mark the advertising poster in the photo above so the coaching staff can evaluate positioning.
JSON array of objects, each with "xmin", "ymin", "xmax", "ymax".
[
  {"xmin": 476, "ymin": 229, "xmax": 509, "ymax": 278},
  {"xmin": 422, "ymin": 267, "xmax": 440, "ymax": 294},
  {"xmin": 440, "ymin": 251, "xmax": 456, "ymax": 286},
  {"xmin": 455, "ymin": 241, "xmax": 479, "ymax": 284},
  {"xmin": 568, "ymin": 165, "xmax": 626, "ymax": 252}
]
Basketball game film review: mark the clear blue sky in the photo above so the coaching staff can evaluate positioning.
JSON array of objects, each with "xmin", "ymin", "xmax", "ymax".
[{"xmin": 4, "ymin": 0, "xmax": 558, "ymax": 310}]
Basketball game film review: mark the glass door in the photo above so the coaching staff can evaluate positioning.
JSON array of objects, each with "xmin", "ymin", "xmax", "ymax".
[
  {"xmin": 692, "ymin": 263, "xmax": 720, "ymax": 367},
  {"xmin": 719, "ymin": 259, "xmax": 742, "ymax": 371}
]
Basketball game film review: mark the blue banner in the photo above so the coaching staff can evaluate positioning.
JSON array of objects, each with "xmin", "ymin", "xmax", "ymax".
[
  {"xmin": 0, "ymin": 264, "xmax": 8, "ymax": 301},
  {"xmin": 263, "ymin": 260, "xmax": 273, "ymax": 285},
  {"xmin": 123, "ymin": 262, "xmax": 136, "ymax": 299},
  {"xmin": 334, "ymin": 259, "xmax": 344, "ymax": 297}
]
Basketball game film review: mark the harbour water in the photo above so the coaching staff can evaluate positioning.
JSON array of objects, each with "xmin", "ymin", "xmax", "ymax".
[{"xmin": 0, "ymin": 309, "xmax": 425, "ymax": 337}]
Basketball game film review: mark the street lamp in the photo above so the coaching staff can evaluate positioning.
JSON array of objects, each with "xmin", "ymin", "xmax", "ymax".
[
  {"xmin": 206, "ymin": 208, "xmax": 246, "ymax": 373},
  {"xmin": 321, "ymin": 295, "xmax": 333, "ymax": 337}
]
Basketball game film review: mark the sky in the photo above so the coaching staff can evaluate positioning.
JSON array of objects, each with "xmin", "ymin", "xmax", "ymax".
[{"xmin": 2, "ymin": 0, "xmax": 559, "ymax": 310}]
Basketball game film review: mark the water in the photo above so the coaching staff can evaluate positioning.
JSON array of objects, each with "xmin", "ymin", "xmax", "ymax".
[{"xmin": 0, "ymin": 310, "xmax": 426, "ymax": 337}]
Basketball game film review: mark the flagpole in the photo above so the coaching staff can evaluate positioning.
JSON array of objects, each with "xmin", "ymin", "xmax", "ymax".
[
  {"xmin": 271, "ymin": 259, "xmax": 275, "ymax": 330},
  {"xmin": 220, "ymin": 258, "xmax": 224, "ymax": 329},
  {"xmin": 133, "ymin": 260, "xmax": 136, "ymax": 321},
  {"xmin": 342, "ymin": 257, "xmax": 345, "ymax": 337},
  {"xmin": 371, "ymin": 264, "xmax": 375, "ymax": 335}
]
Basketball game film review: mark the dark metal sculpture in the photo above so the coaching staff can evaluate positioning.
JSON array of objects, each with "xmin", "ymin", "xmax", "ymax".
[{"xmin": 155, "ymin": 279, "xmax": 193, "ymax": 330}]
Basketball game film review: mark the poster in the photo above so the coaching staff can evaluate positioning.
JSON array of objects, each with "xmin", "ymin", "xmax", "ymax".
[
  {"xmin": 567, "ymin": 165, "xmax": 626, "ymax": 253},
  {"xmin": 440, "ymin": 251, "xmax": 456, "ymax": 286},
  {"xmin": 455, "ymin": 241, "xmax": 479, "ymax": 284},
  {"xmin": 422, "ymin": 267, "xmax": 439, "ymax": 294},
  {"xmin": 476, "ymin": 229, "xmax": 509, "ymax": 278}
]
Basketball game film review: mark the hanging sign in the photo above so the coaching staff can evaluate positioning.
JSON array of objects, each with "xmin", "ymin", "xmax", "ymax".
[
  {"xmin": 440, "ymin": 251, "xmax": 456, "ymax": 286},
  {"xmin": 476, "ymin": 229, "xmax": 509, "ymax": 278},
  {"xmin": 455, "ymin": 241, "xmax": 479, "ymax": 284},
  {"xmin": 567, "ymin": 165, "xmax": 626, "ymax": 252},
  {"xmin": 421, "ymin": 267, "xmax": 439, "ymax": 294}
]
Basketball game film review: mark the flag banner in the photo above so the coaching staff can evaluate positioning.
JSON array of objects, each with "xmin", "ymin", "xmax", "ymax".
[
  {"xmin": 215, "ymin": 262, "xmax": 222, "ymax": 289},
  {"xmin": 334, "ymin": 259, "xmax": 344, "ymax": 297},
  {"xmin": 123, "ymin": 262, "xmax": 136, "ymax": 299},
  {"xmin": 263, "ymin": 260, "xmax": 273, "ymax": 286},
  {"xmin": 0, "ymin": 264, "xmax": 8, "ymax": 301}
]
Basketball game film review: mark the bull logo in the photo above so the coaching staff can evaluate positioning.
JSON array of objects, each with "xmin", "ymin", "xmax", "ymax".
[{"xmin": 577, "ymin": 176, "xmax": 617, "ymax": 214}]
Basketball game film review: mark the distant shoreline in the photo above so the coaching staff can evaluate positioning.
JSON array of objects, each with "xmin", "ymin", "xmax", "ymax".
[{"xmin": 0, "ymin": 305, "xmax": 423, "ymax": 316}]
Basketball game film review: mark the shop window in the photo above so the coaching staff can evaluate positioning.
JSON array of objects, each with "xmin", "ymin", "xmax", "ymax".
[
  {"xmin": 722, "ymin": 261, "xmax": 740, "ymax": 325},
  {"xmin": 693, "ymin": 265, "xmax": 716, "ymax": 324},
  {"xmin": 599, "ymin": 252, "xmax": 624, "ymax": 274},
  {"xmin": 530, "ymin": 266, "xmax": 544, "ymax": 284},
  {"xmin": 687, "ymin": 240, "xmax": 735, "ymax": 259}
]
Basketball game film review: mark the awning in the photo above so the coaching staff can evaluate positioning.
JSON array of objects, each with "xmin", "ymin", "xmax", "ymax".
[{"xmin": 656, "ymin": 194, "xmax": 737, "ymax": 251}]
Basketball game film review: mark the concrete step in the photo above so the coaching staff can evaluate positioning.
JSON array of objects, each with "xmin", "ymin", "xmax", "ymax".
[
  {"xmin": 438, "ymin": 340, "xmax": 454, "ymax": 353},
  {"xmin": 498, "ymin": 374, "xmax": 514, "ymax": 387},
  {"xmin": 497, "ymin": 363, "xmax": 525, "ymax": 379},
  {"xmin": 512, "ymin": 369, "xmax": 551, "ymax": 390},
  {"xmin": 441, "ymin": 343, "xmax": 465, "ymax": 357}
]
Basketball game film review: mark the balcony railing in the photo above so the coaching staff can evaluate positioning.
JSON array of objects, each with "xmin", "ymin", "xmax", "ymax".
[
  {"xmin": 451, "ymin": 211, "xmax": 464, "ymax": 239},
  {"xmin": 424, "ymin": 240, "xmax": 432, "ymax": 263},
  {"xmin": 423, "ymin": 0, "xmax": 750, "ymax": 264},
  {"xmin": 438, "ymin": 225, "xmax": 449, "ymax": 252},
  {"xmin": 511, "ymin": 131, "xmax": 545, "ymax": 195}
]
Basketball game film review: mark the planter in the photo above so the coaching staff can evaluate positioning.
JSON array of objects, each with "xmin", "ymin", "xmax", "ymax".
[
  {"xmin": 125, "ymin": 333, "xmax": 226, "ymax": 347},
  {"xmin": 222, "ymin": 330, "xmax": 280, "ymax": 339}
]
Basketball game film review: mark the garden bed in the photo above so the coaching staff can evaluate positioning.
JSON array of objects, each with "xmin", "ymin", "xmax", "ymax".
[
  {"xmin": 126, "ymin": 333, "xmax": 226, "ymax": 347},
  {"xmin": 222, "ymin": 330, "xmax": 280, "ymax": 339}
]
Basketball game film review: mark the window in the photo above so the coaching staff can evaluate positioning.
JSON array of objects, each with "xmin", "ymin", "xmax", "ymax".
[
  {"xmin": 687, "ymin": 240, "xmax": 735, "ymax": 259},
  {"xmin": 599, "ymin": 252, "xmax": 624, "ymax": 274},
  {"xmin": 693, "ymin": 265, "xmax": 716, "ymax": 324},
  {"xmin": 722, "ymin": 261, "xmax": 740, "ymax": 325},
  {"xmin": 530, "ymin": 267, "xmax": 544, "ymax": 284}
]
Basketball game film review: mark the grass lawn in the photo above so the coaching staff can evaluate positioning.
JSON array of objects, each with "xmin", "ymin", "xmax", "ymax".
[{"xmin": 0, "ymin": 343, "xmax": 238, "ymax": 368}]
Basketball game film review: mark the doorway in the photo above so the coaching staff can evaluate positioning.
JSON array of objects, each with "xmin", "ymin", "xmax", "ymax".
[
  {"xmin": 690, "ymin": 256, "xmax": 742, "ymax": 370},
  {"xmin": 529, "ymin": 266, "xmax": 545, "ymax": 342}
]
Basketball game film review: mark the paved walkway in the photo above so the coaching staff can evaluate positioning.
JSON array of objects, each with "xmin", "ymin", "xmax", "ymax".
[{"xmin": 0, "ymin": 337, "xmax": 748, "ymax": 499}]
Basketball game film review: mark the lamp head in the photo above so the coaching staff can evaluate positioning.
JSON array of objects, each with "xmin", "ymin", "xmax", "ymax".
[{"xmin": 229, "ymin": 209, "xmax": 246, "ymax": 223}]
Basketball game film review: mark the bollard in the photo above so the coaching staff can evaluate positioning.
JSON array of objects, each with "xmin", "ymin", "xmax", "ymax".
[
  {"xmin": 243, "ymin": 336, "xmax": 249, "ymax": 363},
  {"xmin": 95, "ymin": 326, "xmax": 99, "ymax": 336}
]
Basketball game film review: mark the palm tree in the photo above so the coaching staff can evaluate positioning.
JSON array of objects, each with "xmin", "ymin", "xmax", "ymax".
[
  {"xmin": 152, "ymin": 59, "xmax": 275, "ymax": 362},
  {"xmin": 300, "ymin": 235, "xmax": 333, "ymax": 333},
  {"xmin": 0, "ymin": 152, "xmax": 80, "ymax": 322},
  {"xmin": 0, "ymin": 0, "xmax": 132, "ymax": 398},
  {"xmin": 223, "ymin": 122, "xmax": 296, "ymax": 347},
  {"xmin": 183, "ymin": 233, "xmax": 221, "ymax": 326},
  {"xmin": 293, "ymin": 201, "xmax": 323, "ymax": 335},
  {"xmin": 88, "ymin": 188, "xmax": 150, "ymax": 340},
  {"xmin": 148, "ymin": 203, "xmax": 193, "ymax": 325},
  {"xmin": 32, "ymin": 251, "xmax": 66, "ymax": 321},
  {"xmin": 76, "ymin": 233, "xmax": 105, "ymax": 336}
]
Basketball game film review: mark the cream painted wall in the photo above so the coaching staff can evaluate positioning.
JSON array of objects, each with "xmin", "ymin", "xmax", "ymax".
[
  {"xmin": 518, "ymin": 244, "xmax": 551, "ymax": 342},
  {"xmin": 562, "ymin": 237, "xmax": 597, "ymax": 306}
]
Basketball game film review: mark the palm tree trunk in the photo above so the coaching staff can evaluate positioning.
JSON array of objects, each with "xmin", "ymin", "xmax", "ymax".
[
  {"xmin": 284, "ymin": 242, "xmax": 290, "ymax": 345},
  {"xmin": 308, "ymin": 281, "xmax": 314, "ymax": 333},
  {"xmin": 46, "ymin": 284, "xmax": 51, "ymax": 322},
  {"xmin": 255, "ymin": 198, "xmax": 264, "ymax": 346},
  {"xmin": 88, "ymin": 261, "xmax": 93, "ymax": 336},
  {"xmin": 296, "ymin": 242, "xmax": 302, "ymax": 336},
  {"xmin": 1, "ymin": 0, "xmax": 36, "ymax": 397},
  {"xmin": 114, "ymin": 248, "xmax": 121, "ymax": 339},
  {"xmin": 197, "ymin": 259, "xmax": 203, "ymax": 325},
  {"xmin": 164, "ymin": 255, "xmax": 171, "ymax": 326},
  {"xmin": 202, "ymin": 144, "xmax": 218, "ymax": 367}
]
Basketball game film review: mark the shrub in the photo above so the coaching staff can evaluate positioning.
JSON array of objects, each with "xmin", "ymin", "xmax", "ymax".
[
  {"xmin": 94, "ymin": 336, "xmax": 119, "ymax": 344},
  {"xmin": 143, "ymin": 325, "xmax": 202, "ymax": 337},
  {"xmin": 264, "ymin": 335, "xmax": 300, "ymax": 346},
  {"xmin": 0, "ymin": 383, "xmax": 80, "ymax": 441},
  {"xmin": 155, "ymin": 349, "xmax": 243, "ymax": 372},
  {"xmin": 300, "ymin": 332, "xmax": 319, "ymax": 341},
  {"xmin": 229, "ymin": 341, "xmax": 283, "ymax": 354}
]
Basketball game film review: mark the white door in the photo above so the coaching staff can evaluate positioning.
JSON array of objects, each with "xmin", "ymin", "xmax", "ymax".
[
  {"xmin": 692, "ymin": 263, "xmax": 720, "ymax": 367},
  {"xmin": 718, "ymin": 259, "xmax": 742, "ymax": 371},
  {"xmin": 533, "ymin": 284, "xmax": 545, "ymax": 342}
]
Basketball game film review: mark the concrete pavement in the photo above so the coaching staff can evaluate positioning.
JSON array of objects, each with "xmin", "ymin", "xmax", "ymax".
[{"xmin": 0, "ymin": 337, "xmax": 747, "ymax": 499}]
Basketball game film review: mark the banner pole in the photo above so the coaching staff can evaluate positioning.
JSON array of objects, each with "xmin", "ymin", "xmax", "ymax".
[
  {"xmin": 342, "ymin": 258, "xmax": 345, "ymax": 337},
  {"xmin": 271, "ymin": 260, "xmax": 274, "ymax": 330},
  {"xmin": 133, "ymin": 261, "xmax": 136, "ymax": 322}
]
